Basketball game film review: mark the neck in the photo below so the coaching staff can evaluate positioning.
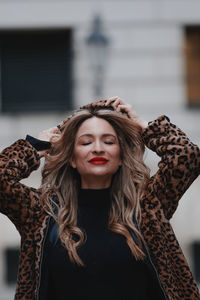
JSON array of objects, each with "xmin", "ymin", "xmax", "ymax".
[{"xmin": 81, "ymin": 175, "xmax": 111, "ymax": 189}]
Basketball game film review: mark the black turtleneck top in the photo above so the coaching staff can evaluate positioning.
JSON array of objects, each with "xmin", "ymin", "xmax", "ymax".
[{"xmin": 40, "ymin": 188, "xmax": 165, "ymax": 300}]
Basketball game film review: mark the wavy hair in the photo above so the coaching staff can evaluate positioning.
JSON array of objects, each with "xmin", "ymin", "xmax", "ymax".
[{"xmin": 40, "ymin": 102, "xmax": 150, "ymax": 266}]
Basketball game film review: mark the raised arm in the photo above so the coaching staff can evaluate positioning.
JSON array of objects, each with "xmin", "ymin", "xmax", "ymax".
[
  {"xmin": 0, "ymin": 139, "xmax": 41, "ymax": 231},
  {"xmin": 0, "ymin": 124, "xmax": 62, "ymax": 229},
  {"xmin": 142, "ymin": 115, "xmax": 200, "ymax": 219}
]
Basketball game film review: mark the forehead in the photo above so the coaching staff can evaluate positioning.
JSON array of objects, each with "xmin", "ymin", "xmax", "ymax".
[{"xmin": 76, "ymin": 117, "xmax": 117, "ymax": 137}]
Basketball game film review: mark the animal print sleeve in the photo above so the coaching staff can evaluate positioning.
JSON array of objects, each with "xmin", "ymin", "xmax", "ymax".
[
  {"xmin": 0, "ymin": 139, "xmax": 41, "ymax": 231},
  {"xmin": 141, "ymin": 115, "xmax": 200, "ymax": 220}
]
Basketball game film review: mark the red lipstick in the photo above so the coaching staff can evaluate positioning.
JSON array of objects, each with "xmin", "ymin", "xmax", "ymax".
[{"xmin": 89, "ymin": 157, "xmax": 108, "ymax": 165}]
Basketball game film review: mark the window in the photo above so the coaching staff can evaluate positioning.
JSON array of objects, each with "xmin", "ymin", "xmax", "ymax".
[
  {"xmin": 191, "ymin": 240, "xmax": 200, "ymax": 282},
  {"xmin": 0, "ymin": 29, "xmax": 73, "ymax": 112},
  {"xmin": 185, "ymin": 26, "xmax": 200, "ymax": 107},
  {"xmin": 4, "ymin": 247, "xmax": 19, "ymax": 284}
]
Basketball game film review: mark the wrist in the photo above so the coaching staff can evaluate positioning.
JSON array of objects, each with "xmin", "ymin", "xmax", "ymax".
[
  {"xmin": 26, "ymin": 135, "xmax": 51, "ymax": 151},
  {"xmin": 131, "ymin": 116, "xmax": 148, "ymax": 130}
]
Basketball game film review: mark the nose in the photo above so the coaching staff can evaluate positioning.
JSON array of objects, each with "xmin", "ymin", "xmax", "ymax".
[{"xmin": 92, "ymin": 140, "xmax": 104, "ymax": 154}]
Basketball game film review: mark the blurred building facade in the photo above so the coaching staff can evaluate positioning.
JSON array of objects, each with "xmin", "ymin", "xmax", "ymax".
[{"xmin": 0, "ymin": 0, "xmax": 200, "ymax": 297}]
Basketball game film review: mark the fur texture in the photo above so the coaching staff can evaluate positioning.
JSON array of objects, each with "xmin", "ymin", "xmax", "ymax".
[{"xmin": 0, "ymin": 116, "xmax": 199, "ymax": 299}]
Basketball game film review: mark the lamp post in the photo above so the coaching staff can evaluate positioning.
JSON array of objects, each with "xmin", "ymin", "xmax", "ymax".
[{"xmin": 86, "ymin": 16, "xmax": 109, "ymax": 98}]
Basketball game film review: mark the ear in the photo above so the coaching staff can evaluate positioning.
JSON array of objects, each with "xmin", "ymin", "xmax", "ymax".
[{"xmin": 70, "ymin": 157, "xmax": 76, "ymax": 168}]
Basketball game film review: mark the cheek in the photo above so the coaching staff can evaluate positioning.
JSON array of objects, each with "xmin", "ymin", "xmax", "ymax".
[
  {"xmin": 72, "ymin": 149, "xmax": 88, "ymax": 169},
  {"xmin": 113, "ymin": 148, "xmax": 122, "ymax": 166}
]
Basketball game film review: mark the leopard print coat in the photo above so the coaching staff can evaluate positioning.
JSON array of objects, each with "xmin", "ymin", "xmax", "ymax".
[{"xmin": 0, "ymin": 115, "xmax": 200, "ymax": 300}]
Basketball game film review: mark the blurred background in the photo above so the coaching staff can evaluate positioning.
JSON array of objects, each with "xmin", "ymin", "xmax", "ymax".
[{"xmin": 0, "ymin": 0, "xmax": 200, "ymax": 298}]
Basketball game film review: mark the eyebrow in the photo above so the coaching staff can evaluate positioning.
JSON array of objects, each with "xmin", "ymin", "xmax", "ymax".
[{"xmin": 78, "ymin": 133, "xmax": 117, "ymax": 140}]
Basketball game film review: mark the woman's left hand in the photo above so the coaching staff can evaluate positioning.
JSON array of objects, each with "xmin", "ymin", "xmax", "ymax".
[{"xmin": 105, "ymin": 96, "xmax": 148, "ymax": 129}]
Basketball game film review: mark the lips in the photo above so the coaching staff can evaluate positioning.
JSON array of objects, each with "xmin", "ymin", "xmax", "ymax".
[{"xmin": 89, "ymin": 157, "xmax": 108, "ymax": 165}]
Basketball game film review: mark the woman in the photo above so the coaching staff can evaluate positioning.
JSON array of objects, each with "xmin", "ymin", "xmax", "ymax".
[{"xmin": 0, "ymin": 97, "xmax": 199, "ymax": 300}]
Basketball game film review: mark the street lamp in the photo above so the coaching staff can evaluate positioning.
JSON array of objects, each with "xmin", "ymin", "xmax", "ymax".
[{"xmin": 86, "ymin": 16, "xmax": 109, "ymax": 98}]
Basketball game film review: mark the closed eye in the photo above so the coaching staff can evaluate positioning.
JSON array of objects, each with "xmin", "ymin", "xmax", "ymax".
[
  {"xmin": 105, "ymin": 141, "xmax": 114, "ymax": 145},
  {"xmin": 82, "ymin": 142, "xmax": 91, "ymax": 145}
]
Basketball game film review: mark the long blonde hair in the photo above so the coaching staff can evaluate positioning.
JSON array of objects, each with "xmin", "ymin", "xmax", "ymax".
[{"xmin": 41, "ymin": 103, "xmax": 150, "ymax": 265}]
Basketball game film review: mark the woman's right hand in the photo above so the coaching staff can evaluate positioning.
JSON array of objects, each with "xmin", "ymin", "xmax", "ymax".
[
  {"xmin": 38, "ymin": 127, "xmax": 61, "ymax": 157},
  {"xmin": 38, "ymin": 127, "xmax": 61, "ymax": 142}
]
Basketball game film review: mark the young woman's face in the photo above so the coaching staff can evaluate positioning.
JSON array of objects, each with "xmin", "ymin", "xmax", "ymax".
[{"xmin": 71, "ymin": 117, "xmax": 122, "ymax": 189}]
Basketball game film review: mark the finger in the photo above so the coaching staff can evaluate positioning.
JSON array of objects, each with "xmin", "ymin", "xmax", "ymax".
[
  {"xmin": 50, "ymin": 133, "xmax": 61, "ymax": 139},
  {"xmin": 105, "ymin": 96, "xmax": 120, "ymax": 106},
  {"xmin": 115, "ymin": 104, "xmax": 130, "ymax": 116},
  {"xmin": 110, "ymin": 98, "xmax": 126, "ymax": 110},
  {"xmin": 49, "ymin": 127, "xmax": 60, "ymax": 134},
  {"xmin": 51, "ymin": 133, "xmax": 61, "ymax": 137},
  {"xmin": 116, "ymin": 104, "xmax": 132, "ymax": 111},
  {"xmin": 116, "ymin": 104, "xmax": 127, "ymax": 111},
  {"xmin": 112, "ymin": 98, "xmax": 121, "ymax": 108},
  {"xmin": 50, "ymin": 134, "xmax": 61, "ymax": 142},
  {"xmin": 107, "ymin": 97, "xmax": 126, "ymax": 109}
]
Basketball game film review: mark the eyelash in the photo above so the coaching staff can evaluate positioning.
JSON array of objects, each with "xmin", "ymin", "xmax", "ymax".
[
  {"xmin": 82, "ymin": 141, "xmax": 114, "ymax": 146},
  {"xmin": 105, "ymin": 141, "xmax": 114, "ymax": 145}
]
